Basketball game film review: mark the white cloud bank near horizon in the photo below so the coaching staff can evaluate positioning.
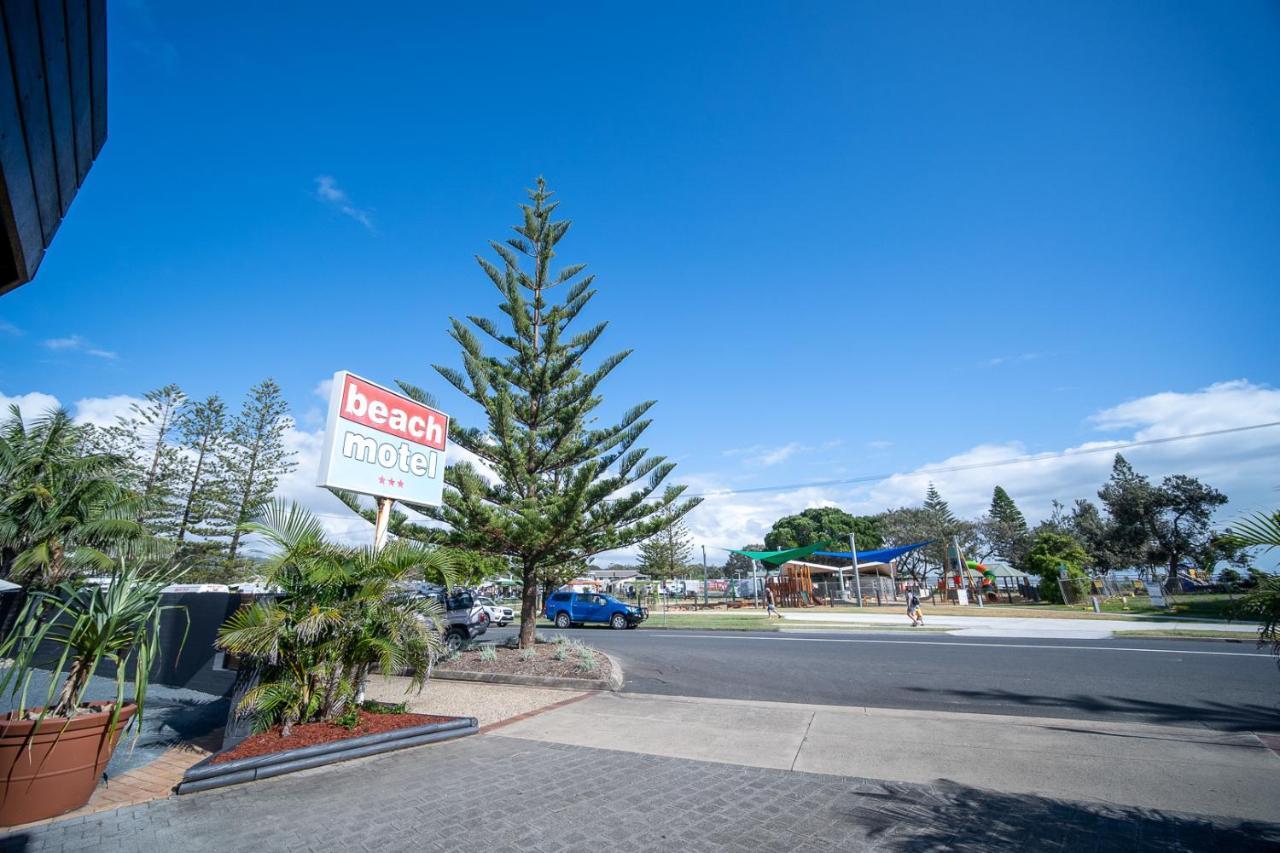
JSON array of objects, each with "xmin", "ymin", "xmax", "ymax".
[{"xmin": 3, "ymin": 379, "xmax": 1278, "ymax": 565}]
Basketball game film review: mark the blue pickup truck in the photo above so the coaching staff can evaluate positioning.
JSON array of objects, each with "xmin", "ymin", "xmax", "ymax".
[{"xmin": 544, "ymin": 591, "xmax": 647, "ymax": 630}]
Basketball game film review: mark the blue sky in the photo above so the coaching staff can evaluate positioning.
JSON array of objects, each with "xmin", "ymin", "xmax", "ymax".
[{"xmin": 2, "ymin": 2, "xmax": 1278, "ymax": 556}]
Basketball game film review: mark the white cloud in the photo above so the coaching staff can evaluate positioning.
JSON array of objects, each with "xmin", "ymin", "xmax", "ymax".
[
  {"xmin": 314, "ymin": 176, "xmax": 374, "ymax": 232},
  {"xmin": 41, "ymin": 335, "xmax": 117, "ymax": 359},
  {"xmin": 0, "ymin": 320, "xmax": 21, "ymax": 336},
  {"xmin": 983, "ymin": 352, "xmax": 1041, "ymax": 368},
  {"xmin": 72, "ymin": 395, "xmax": 144, "ymax": 429},
  {"xmin": 0, "ymin": 391, "xmax": 62, "ymax": 422},
  {"xmin": 662, "ymin": 379, "xmax": 1280, "ymax": 561},
  {"xmin": 867, "ymin": 440, "xmax": 893, "ymax": 450},
  {"xmin": 724, "ymin": 441, "xmax": 816, "ymax": 467}
]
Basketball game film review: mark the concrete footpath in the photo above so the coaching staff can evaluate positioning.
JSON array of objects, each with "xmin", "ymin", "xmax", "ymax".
[
  {"xmin": 498, "ymin": 691, "xmax": 1280, "ymax": 822},
  {"xmin": 781, "ymin": 610, "xmax": 1254, "ymax": 639}
]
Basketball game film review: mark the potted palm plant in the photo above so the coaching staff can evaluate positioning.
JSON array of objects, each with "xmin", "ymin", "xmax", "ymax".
[{"xmin": 0, "ymin": 561, "xmax": 185, "ymax": 825}]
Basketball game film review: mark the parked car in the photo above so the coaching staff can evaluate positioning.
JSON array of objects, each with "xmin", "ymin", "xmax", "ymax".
[
  {"xmin": 544, "ymin": 591, "xmax": 646, "ymax": 629},
  {"xmin": 410, "ymin": 583, "xmax": 489, "ymax": 650},
  {"xmin": 476, "ymin": 595, "xmax": 514, "ymax": 627}
]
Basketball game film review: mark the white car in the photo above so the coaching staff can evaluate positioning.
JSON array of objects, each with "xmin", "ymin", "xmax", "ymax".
[{"xmin": 476, "ymin": 596, "xmax": 514, "ymax": 627}]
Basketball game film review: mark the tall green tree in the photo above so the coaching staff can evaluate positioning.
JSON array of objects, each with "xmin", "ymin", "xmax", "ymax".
[
  {"xmin": 0, "ymin": 406, "xmax": 145, "ymax": 588},
  {"xmin": 922, "ymin": 482, "xmax": 978, "ymax": 566},
  {"xmin": 1149, "ymin": 474, "xmax": 1227, "ymax": 582},
  {"xmin": 724, "ymin": 547, "xmax": 760, "ymax": 578},
  {"xmin": 99, "ymin": 385, "xmax": 190, "ymax": 535},
  {"xmin": 1024, "ymin": 529, "xmax": 1089, "ymax": 604},
  {"xmin": 175, "ymin": 395, "xmax": 229, "ymax": 545},
  {"xmin": 408, "ymin": 178, "xmax": 697, "ymax": 647},
  {"xmin": 1097, "ymin": 454, "xmax": 1161, "ymax": 574},
  {"xmin": 979, "ymin": 486, "xmax": 1030, "ymax": 566},
  {"xmin": 876, "ymin": 507, "xmax": 935, "ymax": 586},
  {"xmin": 217, "ymin": 380, "xmax": 297, "ymax": 567},
  {"xmin": 639, "ymin": 516, "xmax": 695, "ymax": 580},
  {"xmin": 763, "ymin": 507, "xmax": 882, "ymax": 551},
  {"xmin": 1067, "ymin": 499, "xmax": 1116, "ymax": 573},
  {"xmin": 1098, "ymin": 455, "xmax": 1227, "ymax": 581}
]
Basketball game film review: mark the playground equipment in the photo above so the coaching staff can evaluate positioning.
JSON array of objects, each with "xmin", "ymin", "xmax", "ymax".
[{"xmin": 766, "ymin": 563, "xmax": 820, "ymax": 607}]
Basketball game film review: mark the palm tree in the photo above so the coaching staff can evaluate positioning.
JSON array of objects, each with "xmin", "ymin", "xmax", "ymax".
[
  {"xmin": 1227, "ymin": 510, "xmax": 1280, "ymax": 552},
  {"xmin": 1226, "ymin": 510, "xmax": 1280, "ymax": 660},
  {"xmin": 217, "ymin": 501, "xmax": 456, "ymax": 735},
  {"xmin": 0, "ymin": 405, "xmax": 145, "ymax": 589}
]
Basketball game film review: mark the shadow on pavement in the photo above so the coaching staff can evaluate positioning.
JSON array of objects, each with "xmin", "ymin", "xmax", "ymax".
[
  {"xmin": 903, "ymin": 686, "xmax": 1280, "ymax": 732},
  {"xmin": 842, "ymin": 778, "xmax": 1280, "ymax": 852}
]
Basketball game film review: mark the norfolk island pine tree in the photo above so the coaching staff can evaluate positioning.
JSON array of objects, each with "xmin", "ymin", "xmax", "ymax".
[{"xmin": 396, "ymin": 178, "xmax": 699, "ymax": 647}]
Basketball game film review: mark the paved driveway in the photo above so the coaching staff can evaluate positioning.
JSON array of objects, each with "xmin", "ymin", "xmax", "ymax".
[{"xmin": 3, "ymin": 734, "xmax": 1277, "ymax": 852}]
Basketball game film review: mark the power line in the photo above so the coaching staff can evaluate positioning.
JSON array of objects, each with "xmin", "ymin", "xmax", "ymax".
[{"xmin": 683, "ymin": 421, "xmax": 1280, "ymax": 500}]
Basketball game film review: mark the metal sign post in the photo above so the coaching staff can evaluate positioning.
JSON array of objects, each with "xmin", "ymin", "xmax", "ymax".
[{"xmin": 373, "ymin": 497, "xmax": 393, "ymax": 553}]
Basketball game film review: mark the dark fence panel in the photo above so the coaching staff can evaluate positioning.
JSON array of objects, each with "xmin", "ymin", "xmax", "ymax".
[
  {"xmin": 16, "ymin": 591, "xmax": 247, "ymax": 699},
  {"xmin": 153, "ymin": 592, "xmax": 245, "ymax": 696}
]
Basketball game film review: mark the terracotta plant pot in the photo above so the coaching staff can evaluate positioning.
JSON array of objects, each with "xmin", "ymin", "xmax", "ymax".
[{"xmin": 0, "ymin": 702, "xmax": 136, "ymax": 826}]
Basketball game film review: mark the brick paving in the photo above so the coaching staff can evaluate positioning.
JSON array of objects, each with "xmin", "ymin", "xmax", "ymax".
[{"xmin": 3, "ymin": 734, "xmax": 1278, "ymax": 852}]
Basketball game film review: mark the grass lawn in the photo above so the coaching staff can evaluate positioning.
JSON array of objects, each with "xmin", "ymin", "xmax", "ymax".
[
  {"xmin": 1114, "ymin": 629, "xmax": 1261, "ymax": 640},
  {"xmin": 1029, "ymin": 593, "xmax": 1243, "ymax": 621}
]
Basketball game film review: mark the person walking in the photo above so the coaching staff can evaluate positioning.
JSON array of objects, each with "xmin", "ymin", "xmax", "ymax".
[
  {"xmin": 765, "ymin": 585, "xmax": 780, "ymax": 618},
  {"xmin": 906, "ymin": 589, "xmax": 924, "ymax": 626}
]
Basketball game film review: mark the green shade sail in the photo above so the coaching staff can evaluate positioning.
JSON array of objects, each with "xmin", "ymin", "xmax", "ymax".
[{"xmin": 729, "ymin": 541, "xmax": 839, "ymax": 567}]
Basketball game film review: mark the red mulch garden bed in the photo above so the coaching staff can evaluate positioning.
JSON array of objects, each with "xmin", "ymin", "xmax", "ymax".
[{"xmin": 210, "ymin": 710, "xmax": 454, "ymax": 764}]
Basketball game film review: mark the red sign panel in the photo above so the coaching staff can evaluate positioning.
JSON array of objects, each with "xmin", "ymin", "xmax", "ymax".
[{"xmin": 339, "ymin": 374, "xmax": 448, "ymax": 450}]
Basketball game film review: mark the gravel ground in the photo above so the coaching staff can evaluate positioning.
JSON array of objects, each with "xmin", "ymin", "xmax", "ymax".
[{"xmin": 363, "ymin": 675, "xmax": 584, "ymax": 727}]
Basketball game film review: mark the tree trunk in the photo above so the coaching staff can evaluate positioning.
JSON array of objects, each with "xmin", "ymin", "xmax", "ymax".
[
  {"xmin": 518, "ymin": 562, "xmax": 538, "ymax": 648},
  {"xmin": 176, "ymin": 436, "xmax": 209, "ymax": 543},
  {"xmin": 52, "ymin": 658, "xmax": 91, "ymax": 718},
  {"xmin": 226, "ymin": 438, "xmax": 262, "ymax": 566}
]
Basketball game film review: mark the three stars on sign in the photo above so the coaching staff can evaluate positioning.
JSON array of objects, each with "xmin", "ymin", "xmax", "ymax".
[{"xmin": 377, "ymin": 476, "xmax": 406, "ymax": 488}]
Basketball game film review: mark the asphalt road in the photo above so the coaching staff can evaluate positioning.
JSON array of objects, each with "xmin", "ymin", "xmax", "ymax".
[{"xmin": 483, "ymin": 625, "xmax": 1280, "ymax": 732}]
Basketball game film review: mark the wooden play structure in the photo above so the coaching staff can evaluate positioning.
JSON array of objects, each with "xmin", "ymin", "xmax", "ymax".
[{"xmin": 765, "ymin": 563, "xmax": 826, "ymax": 607}]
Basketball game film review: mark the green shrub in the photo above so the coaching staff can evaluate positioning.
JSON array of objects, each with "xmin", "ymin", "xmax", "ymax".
[
  {"xmin": 578, "ymin": 649, "xmax": 597, "ymax": 673},
  {"xmin": 519, "ymin": 647, "xmax": 537, "ymax": 662},
  {"xmin": 336, "ymin": 705, "xmax": 360, "ymax": 730},
  {"xmin": 554, "ymin": 645, "xmax": 569, "ymax": 661},
  {"xmin": 479, "ymin": 643, "xmax": 498, "ymax": 663},
  {"xmin": 361, "ymin": 700, "xmax": 407, "ymax": 715}
]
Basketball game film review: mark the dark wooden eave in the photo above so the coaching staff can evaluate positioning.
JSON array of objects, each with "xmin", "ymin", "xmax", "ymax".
[{"xmin": 0, "ymin": 0, "xmax": 106, "ymax": 296}]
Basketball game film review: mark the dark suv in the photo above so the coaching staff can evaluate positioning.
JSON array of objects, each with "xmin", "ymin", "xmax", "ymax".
[{"xmin": 411, "ymin": 583, "xmax": 489, "ymax": 650}]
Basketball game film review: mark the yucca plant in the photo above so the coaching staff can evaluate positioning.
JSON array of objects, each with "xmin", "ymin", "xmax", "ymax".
[
  {"xmin": 217, "ymin": 501, "xmax": 456, "ymax": 735},
  {"xmin": 0, "ymin": 559, "xmax": 187, "ymax": 734}
]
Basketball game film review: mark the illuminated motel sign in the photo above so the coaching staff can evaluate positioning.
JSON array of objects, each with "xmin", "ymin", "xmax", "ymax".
[{"xmin": 317, "ymin": 371, "xmax": 449, "ymax": 506}]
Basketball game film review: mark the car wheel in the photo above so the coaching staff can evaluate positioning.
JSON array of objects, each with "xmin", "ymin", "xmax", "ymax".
[
  {"xmin": 555, "ymin": 612, "xmax": 571, "ymax": 629},
  {"xmin": 445, "ymin": 631, "xmax": 463, "ymax": 652},
  {"xmin": 610, "ymin": 613, "xmax": 627, "ymax": 630}
]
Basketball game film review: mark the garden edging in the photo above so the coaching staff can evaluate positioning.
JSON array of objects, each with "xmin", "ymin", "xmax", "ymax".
[
  {"xmin": 434, "ymin": 650, "xmax": 624, "ymax": 692},
  {"xmin": 176, "ymin": 716, "xmax": 478, "ymax": 794}
]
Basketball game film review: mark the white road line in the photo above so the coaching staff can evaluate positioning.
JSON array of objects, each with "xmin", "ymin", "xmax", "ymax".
[{"xmin": 637, "ymin": 632, "xmax": 1271, "ymax": 658}]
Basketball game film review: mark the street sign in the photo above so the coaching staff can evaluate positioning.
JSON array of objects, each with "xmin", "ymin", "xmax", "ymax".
[{"xmin": 316, "ymin": 371, "xmax": 449, "ymax": 506}]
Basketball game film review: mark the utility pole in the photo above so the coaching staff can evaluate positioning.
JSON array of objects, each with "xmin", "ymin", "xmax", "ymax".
[
  {"xmin": 702, "ymin": 545, "xmax": 709, "ymax": 607},
  {"xmin": 752, "ymin": 559, "xmax": 762, "ymax": 609},
  {"xmin": 850, "ymin": 531, "xmax": 864, "ymax": 607}
]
